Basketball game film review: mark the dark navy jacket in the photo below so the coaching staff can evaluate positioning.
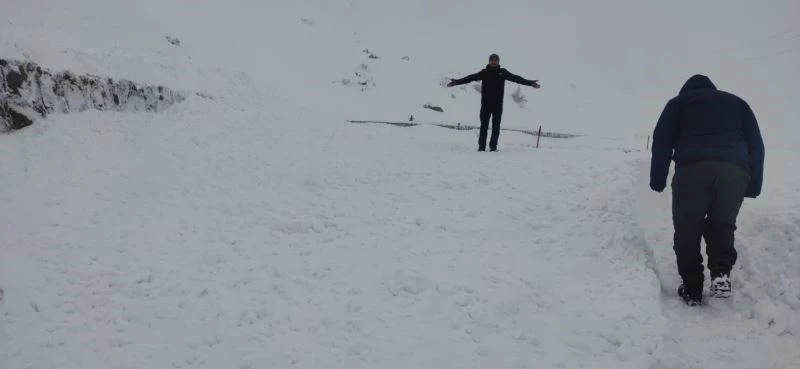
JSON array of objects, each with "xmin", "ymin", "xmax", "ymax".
[
  {"xmin": 450, "ymin": 64, "xmax": 536, "ymax": 105},
  {"xmin": 650, "ymin": 75, "xmax": 765, "ymax": 198}
]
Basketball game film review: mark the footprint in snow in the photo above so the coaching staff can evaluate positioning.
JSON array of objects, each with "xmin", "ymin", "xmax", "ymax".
[{"xmin": 382, "ymin": 270, "xmax": 436, "ymax": 297}]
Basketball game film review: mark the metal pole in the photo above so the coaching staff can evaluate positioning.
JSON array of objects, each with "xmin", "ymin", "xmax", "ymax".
[{"xmin": 536, "ymin": 125, "xmax": 542, "ymax": 148}]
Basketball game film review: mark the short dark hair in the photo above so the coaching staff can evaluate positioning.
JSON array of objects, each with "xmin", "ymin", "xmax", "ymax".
[{"xmin": 489, "ymin": 53, "xmax": 499, "ymax": 61}]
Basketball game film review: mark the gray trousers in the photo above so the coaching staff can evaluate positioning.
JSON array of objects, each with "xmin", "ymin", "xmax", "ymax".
[{"xmin": 671, "ymin": 160, "xmax": 749, "ymax": 287}]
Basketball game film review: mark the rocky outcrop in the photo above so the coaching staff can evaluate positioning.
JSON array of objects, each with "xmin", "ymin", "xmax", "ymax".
[
  {"xmin": 423, "ymin": 104, "xmax": 444, "ymax": 112},
  {"xmin": 1, "ymin": 59, "xmax": 185, "ymax": 132}
]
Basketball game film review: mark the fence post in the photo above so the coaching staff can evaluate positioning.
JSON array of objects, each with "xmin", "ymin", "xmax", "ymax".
[{"xmin": 536, "ymin": 125, "xmax": 542, "ymax": 148}]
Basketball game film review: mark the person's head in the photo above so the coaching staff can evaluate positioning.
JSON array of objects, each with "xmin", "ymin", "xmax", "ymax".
[
  {"xmin": 679, "ymin": 74, "xmax": 717, "ymax": 94},
  {"xmin": 488, "ymin": 53, "xmax": 500, "ymax": 67}
]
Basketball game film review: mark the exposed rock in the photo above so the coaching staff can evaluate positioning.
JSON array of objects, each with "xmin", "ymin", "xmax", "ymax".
[
  {"xmin": 165, "ymin": 36, "xmax": 181, "ymax": 46},
  {"xmin": 1, "ymin": 59, "xmax": 185, "ymax": 132},
  {"xmin": 362, "ymin": 49, "xmax": 379, "ymax": 59},
  {"xmin": 423, "ymin": 104, "xmax": 443, "ymax": 112},
  {"xmin": 0, "ymin": 102, "xmax": 33, "ymax": 130}
]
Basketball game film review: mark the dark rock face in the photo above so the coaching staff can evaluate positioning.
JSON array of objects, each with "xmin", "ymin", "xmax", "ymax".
[
  {"xmin": 1, "ymin": 59, "xmax": 185, "ymax": 132},
  {"xmin": 165, "ymin": 36, "xmax": 181, "ymax": 46},
  {"xmin": 0, "ymin": 102, "xmax": 33, "ymax": 130},
  {"xmin": 423, "ymin": 104, "xmax": 444, "ymax": 112}
]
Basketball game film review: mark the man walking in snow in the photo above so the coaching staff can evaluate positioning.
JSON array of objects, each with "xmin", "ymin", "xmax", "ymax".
[
  {"xmin": 447, "ymin": 53, "xmax": 540, "ymax": 151},
  {"xmin": 650, "ymin": 74, "xmax": 765, "ymax": 306}
]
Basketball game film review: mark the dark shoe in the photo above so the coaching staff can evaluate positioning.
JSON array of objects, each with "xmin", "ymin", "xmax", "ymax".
[
  {"xmin": 478, "ymin": 147, "xmax": 486, "ymax": 152},
  {"xmin": 678, "ymin": 284, "xmax": 703, "ymax": 306},
  {"xmin": 489, "ymin": 147, "xmax": 498, "ymax": 152},
  {"xmin": 710, "ymin": 274, "xmax": 731, "ymax": 298}
]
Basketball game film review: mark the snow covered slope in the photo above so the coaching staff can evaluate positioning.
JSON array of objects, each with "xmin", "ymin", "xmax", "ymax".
[
  {"xmin": 1, "ymin": 1, "xmax": 798, "ymax": 369},
  {"xmin": 3, "ymin": 0, "xmax": 797, "ymax": 139}
]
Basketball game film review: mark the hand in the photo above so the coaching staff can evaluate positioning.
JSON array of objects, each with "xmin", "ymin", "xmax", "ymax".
[
  {"xmin": 532, "ymin": 81, "xmax": 540, "ymax": 88},
  {"xmin": 650, "ymin": 182, "xmax": 665, "ymax": 193},
  {"xmin": 744, "ymin": 185, "xmax": 760, "ymax": 198},
  {"xmin": 447, "ymin": 82, "xmax": 455, "ymax": 87}
]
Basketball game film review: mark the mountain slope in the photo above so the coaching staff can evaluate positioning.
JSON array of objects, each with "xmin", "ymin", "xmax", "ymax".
[{"xmin": 1, "ymin": 1, "xmax": 798, "ymax": 369}]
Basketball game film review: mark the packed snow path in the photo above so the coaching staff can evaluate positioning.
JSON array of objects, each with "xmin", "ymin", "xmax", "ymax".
[
  {"xmin": 634, "ymin": 158, "xmax": 800, "ymax": 369},
  {"xmin": 1, "ymin": 94, "xmax": 797, "ymax": 368}
]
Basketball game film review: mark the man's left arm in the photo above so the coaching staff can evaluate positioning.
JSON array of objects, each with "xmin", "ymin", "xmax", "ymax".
[{"xmin": 504, "ymin": 70, "xmax": 540, "ymax": 88}]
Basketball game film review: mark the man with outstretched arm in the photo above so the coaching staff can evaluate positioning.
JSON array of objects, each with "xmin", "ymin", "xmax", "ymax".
[{"xmin": 447, "ymin": 53, "xmax": 540, "ymax": 152}]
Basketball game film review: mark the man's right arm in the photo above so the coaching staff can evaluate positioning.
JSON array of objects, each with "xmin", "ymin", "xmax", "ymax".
[
  {"xmin": 650, "ymin": 99, "xmax": 679, "ymax": 192},
  {"xmin": 448, "ymin": 71, "xmax": 482, "ymax": 87}
]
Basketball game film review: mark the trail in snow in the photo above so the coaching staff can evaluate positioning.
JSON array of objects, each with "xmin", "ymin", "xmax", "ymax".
[{"xmin": 632, "ymin": 159, "xmax": 800, "ymax": 369}]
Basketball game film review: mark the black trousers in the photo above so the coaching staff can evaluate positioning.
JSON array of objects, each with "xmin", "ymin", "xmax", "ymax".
[
  {"xmin": 479, "ymin": 102, "xmax": 503, "ymax": 149},
  {"xmin": 671, "ymin": 161, "xmax": 749, "ymax": 288}
]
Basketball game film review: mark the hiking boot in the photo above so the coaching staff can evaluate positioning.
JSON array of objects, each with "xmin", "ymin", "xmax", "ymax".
[
  {"xmin": 710, "ymin": 274, "xmax": 731, "ymax": 298},
  {"xmin": 678, "ymin": 283, "xmax": 703, "ymax": 306}
]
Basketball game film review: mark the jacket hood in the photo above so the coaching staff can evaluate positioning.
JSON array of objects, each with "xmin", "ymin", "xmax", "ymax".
[{"xmin": 680, "ymin": 74, "xmax": 717, "ymax": 94}]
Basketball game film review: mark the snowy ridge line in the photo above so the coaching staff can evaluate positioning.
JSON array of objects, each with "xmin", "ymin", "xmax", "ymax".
[
  {"xmin": 346, "ymin": 119, "xmax": 579, "ymax": 138},
  {"xmin": 0, "ymin": 59, "xmax": 188, "ymax": 132}
]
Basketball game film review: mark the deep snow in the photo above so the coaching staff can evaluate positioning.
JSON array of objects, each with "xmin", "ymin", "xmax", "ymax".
[{"xmin": 1, "ymin": 1, "xmax": 799, "ymax": 368}]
